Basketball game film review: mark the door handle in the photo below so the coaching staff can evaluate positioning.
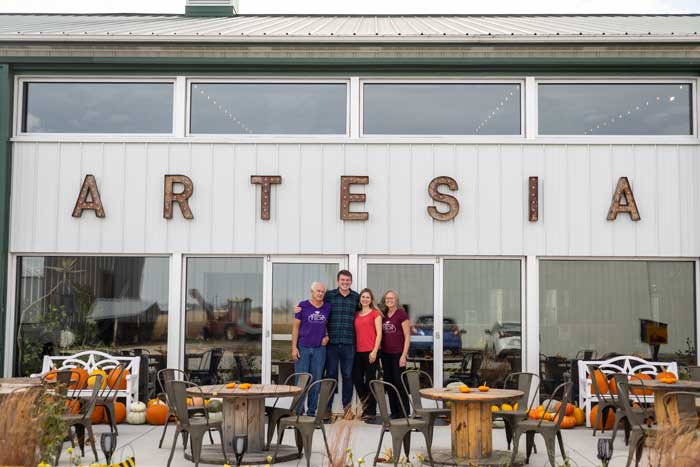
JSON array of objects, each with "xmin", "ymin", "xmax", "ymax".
[{"xmin": 435, "ymin": 331, "xmax": 441, "ymax": 339}]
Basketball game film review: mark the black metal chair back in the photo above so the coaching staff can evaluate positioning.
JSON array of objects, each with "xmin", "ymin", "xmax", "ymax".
[
  {"xmin": 157, "ymin": 368, "xmax": 189, "ymax": 394},
  {"xmin": 166, "ymin": 380, "xmax": 210, "ymax": 431},
  {"xmin": 99, "ymin": 364, "xmax": 127, "ymax": 401}
]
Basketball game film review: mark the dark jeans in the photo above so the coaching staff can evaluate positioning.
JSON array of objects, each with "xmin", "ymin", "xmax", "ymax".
[
  {"xmin": 325, "ymin": 343, "xmax": 355, "ymax": 409},
  {"xmin": 352, "ymin": 351, "xmax": 377, "ymax": 416},
  {"xmin": 380, "ymin": 352, "xmax": 410, "ymax": 418}
]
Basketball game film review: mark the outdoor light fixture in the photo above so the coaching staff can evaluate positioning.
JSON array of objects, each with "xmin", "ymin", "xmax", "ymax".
[
  {"xmin": 100, "ymin": 432, "xmax": 118, "ymax": 465},
  {"xmin": 596, "ymin": 438, "xmax": 614, "ymax": 467},
  {"xmin": 231, "ymin": 433, "xmax": 248, "ymax": 466}
]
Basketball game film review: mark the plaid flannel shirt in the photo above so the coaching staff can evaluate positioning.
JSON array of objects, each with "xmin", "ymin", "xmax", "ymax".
[{"xmin": 324, "ymin": 288, "xmax": 360, "ymax": 346}]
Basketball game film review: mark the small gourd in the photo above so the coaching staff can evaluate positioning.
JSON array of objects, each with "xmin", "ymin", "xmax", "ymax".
[
  {"xmin": 126, "ymin": 401, "xmax": 147, "ymax": 425},
  {"xmin": 458, "ymin": 386, "xmax": 470, "ymax": 393},
  {"xmin": 478, "ymin": 385, "xmax": 490, "ymax": 392}
]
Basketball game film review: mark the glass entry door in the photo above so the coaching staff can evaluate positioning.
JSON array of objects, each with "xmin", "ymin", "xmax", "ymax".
[
  {"xmin": 359, "ymin": 258, "xmax": 442, "ymax": 386},
  {"xmin": 266, "ymin": 257, "xmax": 347, "ymax": 384}
]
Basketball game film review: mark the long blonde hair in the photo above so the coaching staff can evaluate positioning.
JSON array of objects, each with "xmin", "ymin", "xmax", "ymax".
[{"xmin": 380, "ymin": 289, "xmax": 401, "ymax": 314}]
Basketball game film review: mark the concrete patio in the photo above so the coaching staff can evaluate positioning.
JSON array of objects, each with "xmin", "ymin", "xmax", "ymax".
[{"xmin": 58, "ymin": 421, "xmax": 638, "ymax": 467}]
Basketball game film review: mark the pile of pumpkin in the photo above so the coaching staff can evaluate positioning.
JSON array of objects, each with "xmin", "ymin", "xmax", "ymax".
[
  {"xmin": 132, "ymin": 397, "xmax": 224, "ymax": 426},
  {"xmin": 585, "ymin": 369, "xmax": 678, "ymax": 429},
  {"xmin": 491, "ymin": 401, "xmax": 585, "ymax": 429}
]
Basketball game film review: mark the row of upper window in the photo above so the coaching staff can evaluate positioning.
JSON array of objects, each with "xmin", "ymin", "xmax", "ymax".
[{"xmin": 18, "ymin": 80, "xmax": 696, "ymax": 136}]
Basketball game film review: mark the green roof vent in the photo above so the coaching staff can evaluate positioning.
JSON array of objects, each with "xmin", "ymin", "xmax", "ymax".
[{"xmin": 185, "ymin": 0, "xmax": 238, "ymax": 17}]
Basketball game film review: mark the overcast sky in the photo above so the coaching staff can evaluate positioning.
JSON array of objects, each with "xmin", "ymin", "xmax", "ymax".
[{"xmin": 1, "ymin": 0, "xmax": 698, "ymax": 15}]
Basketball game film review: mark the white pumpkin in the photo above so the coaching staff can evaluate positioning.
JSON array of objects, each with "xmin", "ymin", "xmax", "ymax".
[{"xmin": 126, "ymin": 401, "xmax": 147, "ymax": 425}]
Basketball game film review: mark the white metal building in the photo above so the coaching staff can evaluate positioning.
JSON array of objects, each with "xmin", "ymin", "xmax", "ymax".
[{"xmin": 1, "ymin": 3, "xmax": 699, "ymax": 396}]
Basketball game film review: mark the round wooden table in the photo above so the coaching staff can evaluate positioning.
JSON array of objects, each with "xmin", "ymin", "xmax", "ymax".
[
  {"xmin": 629, "ymin": 379, "xmax": 700, "ymax": 426},
  {"xmin": 420, "ymin": 387, "xmax": 524, "ymax": 466},
  {"xmin": 186, "ymin": 383, "xmax": 303, "ymax": 464}
]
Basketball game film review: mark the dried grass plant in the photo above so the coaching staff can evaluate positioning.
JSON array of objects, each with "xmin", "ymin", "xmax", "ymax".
[
  {"xmin": 651, "ymin": 419, "xmax": 700, "ymax": 467},
  {"xmin": 327, "ymin": 406, "xmax": 361, "ymax": 467},
  {"xmin": 0, "ymin": 387, "xmax": 43, "ymax": 466}
]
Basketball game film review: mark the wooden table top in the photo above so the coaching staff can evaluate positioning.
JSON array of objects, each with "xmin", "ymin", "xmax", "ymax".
[
  {"xmin": 0, "ymin": 377, "xmax": 42, "ymax": 395},
  {"xmin": 189, "ymin": 384, "xmax": 302, "ymax": 399},
  {"xmin": 420, "ymin": 387, "xmax": 523, "ymax": 402},
  {"xmin": 629, "ymin": 379, "xmax": 700, "ymax": 391}
]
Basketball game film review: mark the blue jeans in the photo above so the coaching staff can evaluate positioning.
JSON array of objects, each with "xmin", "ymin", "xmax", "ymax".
[
  {"xmin": 295, "ymin": 345, "xmax": 326, "ymax": 416},
  {"xmin": 325, "ymin": 343, "xmax": 355, "ymax": 409}
]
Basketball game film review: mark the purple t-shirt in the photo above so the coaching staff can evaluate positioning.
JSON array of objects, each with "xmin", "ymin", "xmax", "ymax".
[
  {"xmin": 382, "ymin": 308, "xmax": 409, "ymax": 354},
  {"xmin": 295, "ymin": 300, "xmax": 331, "ymax": 348}
]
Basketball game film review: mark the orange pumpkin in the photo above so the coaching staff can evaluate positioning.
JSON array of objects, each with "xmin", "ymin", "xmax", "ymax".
[
  {"xmin": 148, "ymin": 398, "xmax": 166, "ymax": 408},
  {"xmin": 91, "ymin": 406, "xmax": 105, "ymax": 424},
  {"xmin": 588, "ymin": 369, "xmax": 609, "ymax": 394},
  {"xmin": 107, "ymin": 368, "xmax": 130, "ymax": 390},
  {"xmin": 608, "ymin": 376, "xmax": 618, "ymax": 395},
  {"xmin": 555, "ymin": 414, "xmax": 577, "ymax": 429},
  {"xmin": 656, "ymin": 371, "xmax": 676, "ymax": 380},
  {"xmin": 543, "ymin": 412, "xmax": 555, "ymax": 421},
  {"xmin": 105, "ymin": 402, "xmax": 127, "ymax": 424},
  {"xmin": 630, "ymin": 373, "xmax": 653, "ymax": 395},
  {"xmin": 459, "ymin": 386, "xmax": 471, "ymax": 393},
  {"xmin": 554, "ymin": 402, "xmax": 575, "ymax": 416},
  {"xmin": 65, "ymin": 399, "xmax": 81, "ymax": 415},
  {"xmin": 72, "ymin": 368, "xmax": 89, "ymax": 389},
  {"xmin": 660, "ymin": 377, "xmax": 678, "ymax": 384},
  {"xmin": 186, "ymin": 397, "xmax": 204, "ymax": 407},
  {"xmin": 573, "ymin": 407, "xmax": 585, "ymax": 426},
  {"xmin": 529, "ymin": 406, "xmax": 545, "ymax": 420},
  {"xmin": 589, "ymin": 404, "xmax": 615, "ymax": 430},
  {"xmin": 146, "ymin": 403, "xmax": 170, "ymax": 425}
]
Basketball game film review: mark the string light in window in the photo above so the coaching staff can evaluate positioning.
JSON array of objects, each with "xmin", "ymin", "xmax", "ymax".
[
  {"xmin": 584, "ymin": 88, "xmax": 682, "ymax": 135},
  {"xmin": 475, "ymin": 89, "xmax": 516, "ymax": 134},
  {"xmin": 193, "ymin": 84, "xmax": 252, "ymax": 134}
]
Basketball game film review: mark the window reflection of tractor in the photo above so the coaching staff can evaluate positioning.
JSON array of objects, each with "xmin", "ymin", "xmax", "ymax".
[
  {"xmin": 207, "ymin": 297, "xmax": 261, "ymax": 341},
  {"xmin": 190, "ymin": 289, "xmax": 261, "ymax": 341}
]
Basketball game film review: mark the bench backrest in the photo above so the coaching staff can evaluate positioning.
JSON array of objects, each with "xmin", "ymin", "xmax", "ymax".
[
  {"xmin": 37, "ymin": 350, "xmax": 140, "ymax": 412},
  {"xmin": 578, "ymin": 355, "xmax": 678, "ymax": 382}
]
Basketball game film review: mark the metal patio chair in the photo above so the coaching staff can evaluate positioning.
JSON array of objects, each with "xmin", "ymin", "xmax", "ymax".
[
  {"xmin": 265, "ymin": 372, "xmax": 312, "ymax": 450},
  {"xmin": 96, "ymin": 363, "xmax": 127, "ymax": 434},
  {"xmin": 617, "ymin": 380, "xmax": 658, "ymax": 467},
  {"xmin": 157, "ymin": 368, "xmax": 213, "ymax": 449},
  {"xmin": 164, "ymin": 380, "xmax": 226, "ymax": 467},
  {"xmin": 510, "ymin": 381, "xmax": 572, "ymax": 467},
  {"xmin": 56, "ymin": 373, "xmax": 104, "ymax": 465},
  {"xmin": 188, "ymin": 348, "xmax": 223, "ymax": 386},
  {"xmin": 492, "ymin": 372, "xmax": 540, "ymax": 451},
  {"xmin": 400, "ymin": 370, "xmax": 449, "ymax": 443},
  {"xmin": 369, "ymin": 379, "xmax": 435, "ymax": 467},
  {"xmin": 272, "ymin": 378, "xmax": 335, "ymax": 467},
  {"xmin": 610, "ymin": 373, "xmax": 655, "ymax": 445},
  {"xmin": 588, "ymin": 364, "xmax": 619, "ymax": 437}
]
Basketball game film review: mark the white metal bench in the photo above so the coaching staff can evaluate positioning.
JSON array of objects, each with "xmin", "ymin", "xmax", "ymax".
[
  {"xmin": 32, "ymin": 350, "xmax": 140, "ymax": 414},
  {"xmin": 577, "ymin": 355, "xmax": 677, "ymax": 427}
]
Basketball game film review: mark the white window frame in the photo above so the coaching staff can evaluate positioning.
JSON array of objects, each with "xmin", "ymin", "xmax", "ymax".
[
  {"xmin": 4, "ymin": 252, "xmax": 172, "ymax": 378},
  {"xmin": 185, "ymin": 78, "xmax": 351, "ymax": 139},
  {"xmin": 13, "ymin": 76, "xmax": 179, "ymax": 139},
  {"xmin": 534, "ymin": 77, "xmax": 699, "ymax": 141},
  {"xmin": 359, "ymin": 78, "xmax": 527, "ymax": 140}
]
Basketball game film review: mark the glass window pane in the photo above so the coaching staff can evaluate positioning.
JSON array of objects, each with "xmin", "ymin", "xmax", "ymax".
[
  {"xmin": 540, "ymin": 260, "xmax": 696, "ymax": 394},
  {"xmin": 15, "ymin": 256, "xmax": 169, "ymax": 379},
  {"xmin": 271, "ymin": 263, "xmax": 338, "ymax": 384},
  {"xmin": 366, "ymin": 264, "xmax": 435, "ymax": 373},
  {"xmin": 22, "ymin": 82, "xmax": 174, "ymax": 133},
  {"xmin": 190, "ymin": 83, "xmax": 347, "ymax": 134},
  {"xmin": 185, "ymin": 257, "xmax": 263, "ymax": 384},
  {"xmin": 538, "ymin": 83, "xmax": 693, "ymax": 135},
  {"xmin": 363, "ymin": 83, "xmax": 521, "ymax": 135},
  {"xmin": 443, "ymin": 259, "xmax": 521, "ymax": 387}
]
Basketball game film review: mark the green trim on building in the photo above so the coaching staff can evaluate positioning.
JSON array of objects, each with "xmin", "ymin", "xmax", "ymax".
[
  {"xmin": 0, "ymin": 64, "xmax": 11, "ymax": 375},
  {"xmin": 184, "ymin": 5, "xmax": 237, "ymax": 17}
]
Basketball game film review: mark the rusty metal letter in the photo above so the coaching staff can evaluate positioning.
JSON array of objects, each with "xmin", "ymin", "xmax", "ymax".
[
  {"xmin": 163, "ymin": 175, "xmax": 194, "ymax": 220},
  {"xmin": 607, "ymin": 176, "xmax": 641, "ymax": 221},
  {"xmin": 528, "ymin": 176, "xmax": 539, "ymax": 222},
  {"xmin": 427, "ymin": 176, "xmax": 459, "ymax": 221},
  {"xmin": 250, "ymin": 175, "xmax": 282, "ymax": 220},
  {"xmin": 340, "ymin": 176, "xmax": 369, "ymax": 221},
  {"xmin": 72, "ymin": 174, "xmax": 106, "ymax": 218}
]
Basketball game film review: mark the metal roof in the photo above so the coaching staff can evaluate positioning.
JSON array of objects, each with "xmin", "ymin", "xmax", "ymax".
[{"xmin": 0, "ymin": 14, "xmax": 699, "ymax": 43}]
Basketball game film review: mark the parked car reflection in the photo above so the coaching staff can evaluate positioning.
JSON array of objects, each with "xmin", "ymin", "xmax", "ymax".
[
  {"xmin": 409, "ymin": 315, "xmax": 465, "ymax": 357},
  {"xmin": 485, "ymin": 321, "xmax": 521, "ymax": 357}
]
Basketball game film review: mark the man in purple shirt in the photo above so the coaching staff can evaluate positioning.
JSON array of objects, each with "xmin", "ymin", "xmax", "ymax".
[{"xmin": 292, "ymin": 281, "xmax": 330, "ymax": 416}]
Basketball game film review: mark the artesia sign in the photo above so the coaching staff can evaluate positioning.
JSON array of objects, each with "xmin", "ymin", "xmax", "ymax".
[{"xmin": 71, "ymin": 174, "xmax": 641, "ymax": 223}]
